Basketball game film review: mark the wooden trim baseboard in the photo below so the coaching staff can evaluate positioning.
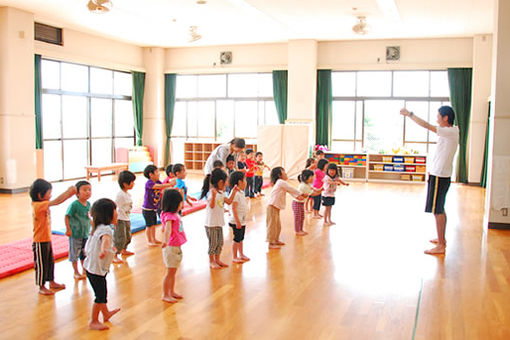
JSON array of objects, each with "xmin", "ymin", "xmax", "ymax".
[
  {"xmin": 488, "ymin": 222, "xmax": 510, "ymax": 230},
  {"xmin": 0, "ymin": 187, "xmax": 29, "ymax": 194}
]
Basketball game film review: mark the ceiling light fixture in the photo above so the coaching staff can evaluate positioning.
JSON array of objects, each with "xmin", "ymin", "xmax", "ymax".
[
  {"xmin": 87, "ymin": 0, "xmax": 113, "ymax": 13},
  {"xmin": 376, "ymin": 0, "xmax": 400, "ymax": 21}
]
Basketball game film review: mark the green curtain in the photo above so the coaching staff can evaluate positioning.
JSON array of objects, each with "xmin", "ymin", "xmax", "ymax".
[
  {"xmin": 447, "ymin": 68, "xmax": 472, "ymax": 183},
  {"xmin": 131, "ymin": 71, "xmax": 146, "ymax": 146},
  {"xmin": 480, "ymin": 102, "xmax": 491, "ymax": 188},
  {"xmin": 34, "ymin": 54, "xmax": 42, "ymax": 149},
  {"xmin": 272, "ymin": 70, "xmax": 288, "ymax": 124},
  {"xmin": 316, "ymin": 70, "xmax": 332, "ymax": 147},
  {"xmin": 164, "ymin": 74, "xmax": 177, "ymax": 165}
]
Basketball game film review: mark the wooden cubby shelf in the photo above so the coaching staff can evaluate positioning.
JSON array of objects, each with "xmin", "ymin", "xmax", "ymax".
[
  {"xmin": 184, "ymin": 142, "xmax": 257, "ymax": 171},
  {"xmin": 325, "ymin": 152, "xmax": 427, "ymax": 184}
]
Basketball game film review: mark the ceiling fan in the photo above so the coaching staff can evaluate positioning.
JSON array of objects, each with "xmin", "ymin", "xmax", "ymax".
[
  {"xmin": 189, "ymin": 26, "xmax": 202, "ymax": 42},
  {"xmin": 352, "ymin": 16, "xmax": 369, "ymax": 35},
  {"xmin": 87, "ymin": 0, "xmax": 113, "ymax": 13}
]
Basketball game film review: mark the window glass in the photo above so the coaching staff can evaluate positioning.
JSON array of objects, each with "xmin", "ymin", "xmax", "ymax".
[
  {"xmin": 404, "ymin": 101, "xmax": 429, "ymax": 142},
  {"xmin": 187, "ymin": 102, "xmax": 198, "ymax": 137},
  {"xmin": 363, "ymin": 100, "xmax": 404, "ymax": 153},
  {"xmin": 62, "ymin": 95, "xmax": 87, "ymax": 138},
  {"xmin": 228, "ymin": 74, "xmax": 259, "ymax": 98},
  {"xmin": 357, "ymin": 71, "xmax": 392, "ymax": 97},
  {"xmin": 91, "ymin": 98, "xmax": 112, "ymax": 137},
  {"xmin": 265, "ymin": 101, "xmax": 279, "ymax": 125},
  {"xmin": 176, "ymin": 75, "xmax": 197, "ymax": 98},
  {"xmin": 332, "ymin": 72, "xmax": 356, "ymax": 97},
  {"xmin": 197, "ymin": 101, "xmax": 215, "ymax": 137},
  {"xmin": 393, "ymin": 71, "xmax": 429, "ymax": 97},
  {"xmin": 114, "ymin": 100, "xmax": 134, "ymax": 136},
  {"xmin": 90, "ymin": 67, "xmax": 113, "ymax": 94},
  {"xmin": 42, "ymin": 94, "xmax": 61, "ymax": 139},
  {"xmin": 43, "ymin": 141, "xmax": 62, "ymax": 181},
  {"xmin": 235, "ymin": 101, "xmax": 258, "ymax": 138},
  {"xmin": 92, "ymin": 139, "xmax": 112, "ymax": 165},
  {"xmin": 258, "ymin": 73, "xmax": 273, "ymax": 97},
  {"xmin": 63, "ymin": 140, "xmax": 88, "ymax": 179},
  {"xmin": 216, "ymin": 100, "xmax": 234, "ymax": 140},
  {"xmin": 198, "ymin": 74, "xmax": 226, "ymax": 98},
  {"xmin": 332, "ymin": 101, "xmax": 355, "ymax": 140},
  {"xmin": 114, "ymin": 71, "xmax": 132, "ymax": 96},
  {"xmin": 41, "ymin": 60, "xmax": 60, "ymax": 90},
  {"xmin": 61, "ymin": 63, "xmax": 88, "ymax": 92},
  {"xmin": 172, "ymin": 102, "xmax": 187, "ymax": 137},
  {"xmin": 430, "ymin": 71, "xmax": 450, "ymax": 97}
]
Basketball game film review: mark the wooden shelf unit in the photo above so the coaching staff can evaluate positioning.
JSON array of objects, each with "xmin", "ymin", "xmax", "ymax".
[
  {"xmin": 183, "ymin": 142, "xmax": 257, "ymax": 171},
  {"xmin": 324, "ymin": 152, "xmax": 427, "ymax": 183}
]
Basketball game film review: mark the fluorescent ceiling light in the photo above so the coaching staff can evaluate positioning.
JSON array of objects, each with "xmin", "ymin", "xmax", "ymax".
[{"xmin": 376, "ymin": 0, "xmax": 400, "ymax": 21}]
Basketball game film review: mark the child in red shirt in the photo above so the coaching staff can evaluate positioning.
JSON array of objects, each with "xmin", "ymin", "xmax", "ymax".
[{"xmin": 244, "ymin": 149, "xmax": 257, "ymax": 198}]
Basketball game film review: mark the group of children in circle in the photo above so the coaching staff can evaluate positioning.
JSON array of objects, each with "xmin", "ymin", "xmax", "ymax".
[{"xmin": 28, "ymin": 148, "xmax": 348, "ymax": 330}]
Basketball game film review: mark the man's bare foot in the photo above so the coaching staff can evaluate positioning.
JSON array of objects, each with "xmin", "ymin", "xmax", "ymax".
[
  {"xmin": 162, "ymin": 296, "xmax": 178, "ymax": 303},
  {"xmin": 89, "ymin": 321, "xmax": 109, "ymax": 330},
  {"xmin": 171, "ymin": 293, "xmax": 183, "ymax": 299},
  {"xmin": 38, "ymin": 286, "xmax": 54, "ymax": 295},
  {"xmin": 233, "ymin": 258, "xmax": 244, "ymax": 263},
  {"xmin": 209, "ymin": 262, "xmax": 221, "ymax": 269},
  {"xmin": 49, "ymin": 281, "xmax": 66, "ymax": 290},
  {"xmin": 429, "ymin": 238, "xmax": 439, "ymax": 244},
  {"xmin": 424, "ymin": 245, "xmax": 446, "ymax": 255},
  {"xmin": 240, "ymin": 255, "xmax": 250, "ymax": 261},
  {"xmin": 74, "ymin": 273, "xmax": 86, "ymax": 280},
  {"xmin": 296, "ymin": 231, "xmax": 308, "ymax": 236},
  {"xmin": 329, "ymin": 221, "xmax": 336, "ymax": 225},
  {"xmin": 112, "ymin": 257, "xmax": 124, "ymax": 264},
  {"xmin": 268, "ymin": 243, "xmax": 281, "ymax": 249},
  {"xmin": 121, "ymin": 250, "xmax": 134, "ymax": 256},
  {"xmin": 275, "ymin": 241, "xmax": 285, "ymax": 245},
  {"xmin": 324, "ymin": 221, "xmax": 332, "ymax": 226},
  {"xmin": 103, "ymin": 308, "xmax": 120, "ymax": 322},
  {"xmin": 154, "ymin": 240, "xmax": 162, "ymax": 244},
  {"xmin": 216, "ymin": 260, "xmax": 229, "ymax": 267}
]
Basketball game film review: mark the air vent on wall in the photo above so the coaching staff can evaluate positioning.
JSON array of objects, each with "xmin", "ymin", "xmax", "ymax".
[{"xmin": 34, "ymin": 22, "xmax": 63, "ymax": 46}]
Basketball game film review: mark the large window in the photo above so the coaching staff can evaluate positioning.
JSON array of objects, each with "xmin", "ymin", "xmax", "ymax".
[
  {"xmin": 173, "ymin": 73, "xmax": 278, "ymax": 143},
  {"xmin": 331, "ymin": 70, "xmax": 450, "ymax": 154},
  {"xmin": 41, "ymin": 59, "xmax": 134, "ymax": 181}
]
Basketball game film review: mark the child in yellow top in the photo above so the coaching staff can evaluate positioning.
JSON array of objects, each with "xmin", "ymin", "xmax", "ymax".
[
  {"xmin": 30, "ymin": 179, "xmax": 76, "ymax": 295},
  {"xmin": 254, "ymin": 152, "xmax": 270, "ymax": 197}
]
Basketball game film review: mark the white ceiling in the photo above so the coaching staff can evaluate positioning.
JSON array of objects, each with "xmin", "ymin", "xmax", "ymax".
[{"xmin": 0, "ymin": 0, "xmax": 494, "ymax": 47}]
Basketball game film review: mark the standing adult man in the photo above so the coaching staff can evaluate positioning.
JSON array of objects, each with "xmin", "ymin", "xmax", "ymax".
[{"xmin": 400, "ymin": 106, "xmax": 459, "ymax": 255}]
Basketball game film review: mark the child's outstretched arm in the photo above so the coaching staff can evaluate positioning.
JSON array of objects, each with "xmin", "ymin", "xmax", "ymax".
[
  {"xmin": 336, "ymin": 179, "xmax": 349, "ymax": 186},
  {"xmin": 49, "ymin": 186, "xmax": 77, "ymax": 207},
  {"xmin": 99, "ymin": 234, "xmax": 113, "ymax": 259},
  {"xmin": 153, "ymin": 179, "xmax": 177, "ymax": 189},
  {"xmin": 224, "ymin": 185, "xmax": 239, "ymax": 205}
]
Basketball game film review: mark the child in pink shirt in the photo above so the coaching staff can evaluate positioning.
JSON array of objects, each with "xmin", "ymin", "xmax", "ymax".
[
  {"xmin": 160, "ymin": 189, "xmax": 186, "ymax": 303},
  {"xmin": 312, "ymin": 159, "xmax": 329, "ymax": 219}
]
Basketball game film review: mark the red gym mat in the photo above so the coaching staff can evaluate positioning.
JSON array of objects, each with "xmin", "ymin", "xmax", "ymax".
[{"xmin": 0, "ymin": 234, "xmax": 69, "ymax": 279}]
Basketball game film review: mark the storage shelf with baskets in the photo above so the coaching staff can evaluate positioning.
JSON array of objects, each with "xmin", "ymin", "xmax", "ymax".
[
  {"xmin": 183, "ymin": 142, "xmax": 257, "ymax": 171},
  {"xmin": 324, "ymin": 152, "xmax": 427, "ymax": 183}
]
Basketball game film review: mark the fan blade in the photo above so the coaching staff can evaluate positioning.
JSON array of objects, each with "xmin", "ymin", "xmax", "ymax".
[{"xmin": 87, "ymin": 0, "xmax": 97, "ymax": 11}]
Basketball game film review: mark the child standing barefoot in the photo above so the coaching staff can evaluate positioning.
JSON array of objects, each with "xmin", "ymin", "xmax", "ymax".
[
  {"xmin": 293, "ymin": 170, "xmax": 321, "ymax": 236},
  {"xmin": 305, "ymin": 158, "xmax": 317, "ymax": 213},
  {"xmin": 160, "ymin": 189, "xmax": 186, "ymax": 303},
  {"xmin": 113, "ymin": 171, "xmax": 136, "ymax": 264},
  {"xmin": 266, "ymin": 167, "xmax": 306, "ymax": 249},
  {"xmin": 83, "ymin": 198, "xmax": 120, "ymax": 330},
  {"xmin": 312, "ymin": 159, "xmax": 328, "ymax": 219},
  {"xmin": 30, "ymin": 179, "xmax": 76, "ymax": 295},
  {"xmin": 323, "ymin": 163, "xmax": 349, "ymax": 226},
  {"xmin": 142, "ymin": 165, "xmax": 176, "ymax": 246},
  {"xmin": 65, "ymin": 180, "xmax": 92, "ymax": 279},
  {"xmin": 200, "ymin": 168, "xmax": 238, "ymax": 269},
  {"xmin": 228, "ymin": 171, "xmax": 250, "ymax": 263}
]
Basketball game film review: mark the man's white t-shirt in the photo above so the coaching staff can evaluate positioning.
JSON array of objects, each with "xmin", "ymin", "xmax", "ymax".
[{"xmin": 429, "ymin": 126, "xmax": 459, "ymax": 178}]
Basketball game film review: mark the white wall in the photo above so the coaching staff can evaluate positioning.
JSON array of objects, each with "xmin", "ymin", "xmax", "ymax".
[
  {"xmin": 165, "ymin": 42, "xmax": 288, "ymax": 73},
  {"xmin": 318, "ymin": 38, "xmax": 473, "ymax": 70},
  {"xmin": 35, "ymin": 28, "xmax": 144, "ymax": 71},
  {"xmin": 469, "ymin": 35, "xmax": 493, "ymax": 183}
]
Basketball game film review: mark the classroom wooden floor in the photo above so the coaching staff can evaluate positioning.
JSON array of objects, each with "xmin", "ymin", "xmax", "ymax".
[{"xmin": 1, "ymin": 174, "xmax": 509, "ymax": 340}]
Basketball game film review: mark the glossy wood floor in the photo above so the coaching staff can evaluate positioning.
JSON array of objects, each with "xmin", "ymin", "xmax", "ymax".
[{"xmin": 1, "ymin": 174, "xmax": 509, "ymax": 340}]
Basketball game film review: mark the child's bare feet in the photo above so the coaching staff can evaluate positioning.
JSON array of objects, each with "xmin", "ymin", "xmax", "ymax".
[
  {"xmin": 209, "ymin": 262, "xmax": 221, "ymax": 269},
  {"xmin": 240, "ymin": 255, "xmax": 250, "ymax": 262},
  {"xmin": 329, "ymin": 221, "xmax": 336, "ymax": 225},
  {"xmin": 74, "ymin": 273, "xmax": 86, "ymax": 280},
  {"xmin": 424, "ymin": 245, "xmax": 446, "ymax": 255},
  {"xmin": 89, "ymin": 321, "xmax": 109, "ymax": 330},
  {"xmin": 154, "ymin": 240, "xmax": 162, "ymax": 244},
  {"xmin": 121, "ymin": 250, "xmax": 134, "ymax": 256},
  {"xmin": 296, "ymin": 231, "xmax": 308, "ymax": 236},
  {"xmin": 49, "ymin": 281, "xmax": 66, "ymax": 290},
  {"xmin": 103, "ymin": 308, "xmax": 120, "ymax": 322},
  {"xmin": 38, "ymin": 286, "xmax": 54, "ymax": 295},
  {"xmin": 112, "ymin": 257, "xmax": 124, "ymax": 264},
  {"xmin": 275, "ymin": 241, "xmax": 285, "ymax": 246},
  {"xmin": 171, "ymin": 292, "xmax": 183, "ymax": 299},
  {"xmin": 268, "ymin": 243, "xmax": 281, "ymax": 249},
  {"xmin": 162, "ymin": 296, "xmax": 178, "ymax": 303},
  {"xmin": 233, "ymin": 258, "xmax": 244, "ymax": 263},
  {"xmin": 216, "ymin": 259, "xmax": 229, "ymax": 267},
  {"xmin": 148, "ymin": 242, "xmax": 159, "ymax": 247},
  {"xmin": 312, "ymin": 215, "xmax": 322, "ymax": 219}
]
